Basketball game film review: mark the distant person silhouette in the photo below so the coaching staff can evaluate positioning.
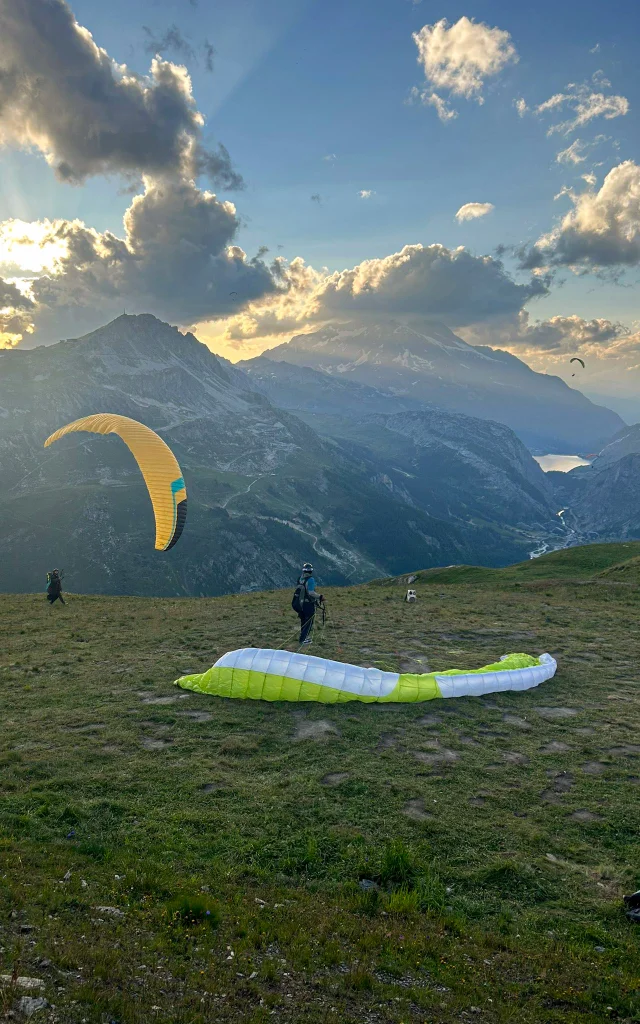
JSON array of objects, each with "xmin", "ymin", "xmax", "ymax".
[{"xmin": 46, "ymin": 569, "xmax": 65, "ymax": 606}]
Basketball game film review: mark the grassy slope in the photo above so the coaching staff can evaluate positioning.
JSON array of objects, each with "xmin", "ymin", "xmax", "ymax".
[{"xmin": 0, "ymin": 542, "xmax": 639, "ymax": 1023}]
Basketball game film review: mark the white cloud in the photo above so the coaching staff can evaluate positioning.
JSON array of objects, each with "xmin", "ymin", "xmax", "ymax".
[
  {"xmin": 514, "ymin": 97, "xmax": 528, "ymax": 117},
  {"xmin": 426, "ymin": 92, "xmax": 458, "ymax": 122},
  {"xmin": 536, "ymin": 81, "xmax": 629, "ymax": 136},
  {"xmin": 556, "ymin": 139, "xmax": 587, "ymax": 164},
  {"xmin": 413, "ymin": 17, "xmax": 517, "ymax": 104},
  {"xmin": 358, "ymin": 190, "xmax": 376, "ymax": 199},
  {"xmin": 590, "ymin": 43, "xmax": 600, "ymax": 54},
  {"xmin": 519, "ymin": 160, "xmax": 640, "ymax": 269},
  {"xmin": 455, "ymin": 202, "xmax": 494, "ymax": 222},
  {"xmin": 323, "ymin": 153, "xmax": 336, "ymax": 162}
]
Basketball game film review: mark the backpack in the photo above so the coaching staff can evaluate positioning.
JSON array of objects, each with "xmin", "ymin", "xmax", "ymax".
[{"xmin": 291, "ymin": 579, "xmax": 308, "ymax": 615}]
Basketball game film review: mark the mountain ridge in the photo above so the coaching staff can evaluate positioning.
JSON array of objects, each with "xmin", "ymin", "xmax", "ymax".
[{"xmin": 260, "ymin": 319, "xmax": 623, "ymax": 451}]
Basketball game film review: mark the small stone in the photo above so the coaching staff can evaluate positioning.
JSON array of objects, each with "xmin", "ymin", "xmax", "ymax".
[
  {"xmin": 93, "ymin": 906, "xmax": 124, "ymax": 917},
  {"xmin": 359, "ymin": 879, "xmax": 379, "ymax": 892},
  {"xmin": 0, "ymin": 978, "xmax": 44, "ymax": 991},
  {"xmin": 595, "ymin": 946, "xmax": 605, "ymax": 953},
  {"xmin": 62, "ymin": 870, "xmax": 72, "ymax": 882},
  {"xmin": 15, "ymin": 996, "xmax": 48, "ymax": 1018}
]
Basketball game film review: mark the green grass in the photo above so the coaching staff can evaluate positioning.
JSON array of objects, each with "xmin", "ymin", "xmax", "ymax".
[{"xmin": 0, "ymin": 541, "xmax": 639, "ymax": 1022}]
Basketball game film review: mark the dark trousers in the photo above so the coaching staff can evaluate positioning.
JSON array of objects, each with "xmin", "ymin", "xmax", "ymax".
[
  {"xmin": 47, "ymin": 592, "xmax": 65, "ymax": 605},
  {"xmin": 298, "ymin": 602, "xmax": 315, "ymax": 642}
]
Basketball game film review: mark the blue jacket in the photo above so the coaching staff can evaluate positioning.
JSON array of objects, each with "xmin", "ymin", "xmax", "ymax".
[{"xmin": 298, "ymin": 574, "xmax": 318, "ymax": 602}]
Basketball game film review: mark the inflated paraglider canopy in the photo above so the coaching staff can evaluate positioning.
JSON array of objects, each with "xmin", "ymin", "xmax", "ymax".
[
  {"xmin": 570, "ymin": 357, "xmax": 585, "ymax": 369},
  {"xmin": 175, "ymin": 649, "xmax": 557, "ymax": 703},
  {"xmin": 44, "ymin": 413, "xmax": 187, "ymax": 551}
]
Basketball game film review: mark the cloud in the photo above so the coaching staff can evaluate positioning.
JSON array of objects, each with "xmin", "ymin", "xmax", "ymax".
[
  {"xmin": 323, "ymin": 153, "xmax": 337, "ymax": 162},
  {"xmin": 143, "ymin": 25, "xmax": 214, "ymax": 73},
  {"xmin": 520, "ymin": 160, "xmax": 640, "ymax": 269},
  {"xmin": 590, "ymin": 43, "xmax": 600, "ymax": 54},
  {"xmin": 426, "ymin": 92, "xmax": 458, "ymax": 122},
  {"xmin": 536, "ymin": 80, "xmax": 629, "ymax": 136},
  {"xmin": 412, "ymin": 17, "xmax": 517, "ymax": 112},
  {"xmin": 310, "ymin": 193, "xmax": 323, "ymax": 205},
  {"xmin": 6, "ymin": 177, "xmax": 284, "ymax": 344},
  {"xmin": 206, "ymin": 243, "xmax": 551, "ymax": 359},
  {"xmin": 556, "ymin": 139, "xmax": 587, "ymax": 164},
  {"xmin": 309, "ymin": 244, "xmax": 548, "ymax": 326},
  {"xmin": 203, "ymin": 40, "xmax": 215, "ymax": 73},
  {"xmin": 0, "ymin": 0, "xmax": 241, "ymax": 188},
  {"xmin": 514, "ymin": 97, "xmax": 528, "ymax": 117},
  {"xmin": 142, "ymin": 24, "xmax": 195, "ymax": 61},
  {"xmin": 458, "ymin": 309, "xmax": 640, "ymax": 377},
  {"xmin": 358, "ymin": 190, "xmax": 376, "ymax": 199},
  {"xmin": 455, "ymin": 202, "xmax": 494, "ymax": 222}
]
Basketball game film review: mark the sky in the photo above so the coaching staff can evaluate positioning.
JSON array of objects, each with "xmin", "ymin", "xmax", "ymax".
[{"xmin": 1, "ymin": 0, "xmax": 640, "ymax": 406}]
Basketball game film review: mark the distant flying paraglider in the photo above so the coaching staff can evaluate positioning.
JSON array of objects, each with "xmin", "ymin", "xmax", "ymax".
[
  {"xmin": 570, "ymin": 356, "xmax": 585, "ymax": 377},
  {"xmin": 44, "ymin": 414, "xmax": 187, "ymax": 551}
]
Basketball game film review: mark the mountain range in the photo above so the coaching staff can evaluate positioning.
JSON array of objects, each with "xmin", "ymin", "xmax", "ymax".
[
  {"xmin": 259, "ymin": 320, "xmax": 623, "ymax": 452},
  {"xmin": 0, "ymin": 313, "xmax": 576, "ymax": 596}
]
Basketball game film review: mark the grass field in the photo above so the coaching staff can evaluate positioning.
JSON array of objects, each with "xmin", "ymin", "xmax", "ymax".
[{"xmin": 1, "ymin": 543, "xmax": 639, "ymax": 1022}]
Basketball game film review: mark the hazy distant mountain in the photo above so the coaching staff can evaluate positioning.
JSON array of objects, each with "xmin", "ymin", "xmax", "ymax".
[
  {"xmin": 0, "ymin": 314, "xmax": 561, "ymax": 596},
  {"xmin": 242, "ymin": 354, "xmax": 561, "ymax": 558},
  {"xmin": 262, "ymin": 320, "xmax": 623, "ymax": 452}
]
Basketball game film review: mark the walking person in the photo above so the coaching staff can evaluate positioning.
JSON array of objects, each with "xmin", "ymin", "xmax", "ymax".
[
  {"xmin": 291, "ymin": 562, "xmax": 322, "ymax": 645},
  {"xmin": 46, "ymin": 569, "xmax": 65, "ymax": 606}
]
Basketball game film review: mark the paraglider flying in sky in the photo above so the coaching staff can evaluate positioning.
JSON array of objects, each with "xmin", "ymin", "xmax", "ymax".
[
  {"xmin": 44, "ymin": 414, "xmax": 187, "ymax": 551},
  {"xmin": 570, "ymin": 356, "xmax": 585, "ymax": 377}
]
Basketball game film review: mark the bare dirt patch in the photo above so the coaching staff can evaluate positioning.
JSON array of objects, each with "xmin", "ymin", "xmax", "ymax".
[
  {"xmin": 502, "ymin": 751, "xmax": 529, "ymax": 765},
  {"xmin": 321, "ymin": 772, "xmax": 350, "ymax": 787},
  {"xmin": 535, "ymin": 707, "xmax": 579, "ymax": 721},
  {"xmin": 403, "ymin": 798, "xmax": 433, "ymax": 821},
  {"xmin": 414, "ymin": 749, "xmax": 459, "ymax": 766},
  {"xmin": 570, "ymin": 810, "xmax": 602, "ymax": 823},
  {"xmin": 540, "ymin": 741, "xmax": 572, "ymax": 753},
  {"xmin": 416, "ymin": 713, "xmax": 441, "ymax": 727},
  {"xmin": 582, "ymin": 761, "xmax": 606, "ymax": 775},
  {"xmin": 502, "ymin": 714, "xmax": 532, "ymax": 730},
  {"xmin": 177, "ymin": 711, "xmax": 212, "ymax": 722},
  {"xmin": 293, "ymin": 719, "xmax": 341, "ymax": 742},
  {"xmin": 141, "ymin": 737, "xmax": 172, "ymax": 751},
  {"xmin": 399, "ymin": 653, "xmax": 431, "ymax": 673}
]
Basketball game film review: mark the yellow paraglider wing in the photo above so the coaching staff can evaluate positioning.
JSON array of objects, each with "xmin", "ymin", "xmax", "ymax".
[{"xmin": 44, "ymin": 413, "xmax": 187, "ymax": 551}]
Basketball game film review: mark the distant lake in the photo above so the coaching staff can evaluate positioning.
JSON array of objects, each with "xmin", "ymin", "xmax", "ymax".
[{"xmin": 534, "ymin": 455, "xmax": 591, "ymax": 473}]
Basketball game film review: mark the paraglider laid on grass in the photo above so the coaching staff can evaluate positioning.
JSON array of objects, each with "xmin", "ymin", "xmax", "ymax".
[
  {"xmin": 44, "ymin": 414, "xmax": 187, "ymax": 551},
  {"xmin": 175, "ymin": 649, "xmax": 557, "ymax": 704}
]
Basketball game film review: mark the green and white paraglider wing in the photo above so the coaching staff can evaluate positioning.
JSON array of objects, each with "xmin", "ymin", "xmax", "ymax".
[{"xmin": 175, "ymin": 649, "xmax": 557, "ymax": 703}]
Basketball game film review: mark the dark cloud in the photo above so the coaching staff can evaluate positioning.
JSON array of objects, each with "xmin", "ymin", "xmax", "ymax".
[
  {"xmin": 311, "ymin": 244, "xmax": 548, "ymax": 326},
  {"xmin": 203, "ymin": 40, "xmax": 215, "ymax": 73},
  {"xmin": 0, "ymin": 278, "xmax": 33, "ymax": 310},
  {"xmin": 310, "ymin": 194, "xmax": 323, "ymax": 205},
  {"xmin": 24, "ymin": 179, "xmax": 283, "ymax": 343},
  {"xmin": 142, "ymin": 24, "xmax": 195, "ymax": 62},
  {"xmin": 0, "ymin": 0, "xmax": 241, "ymax": 188}
]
